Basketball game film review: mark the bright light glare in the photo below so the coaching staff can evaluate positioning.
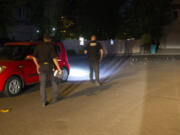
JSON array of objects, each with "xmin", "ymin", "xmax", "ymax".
[
  {"xmin": 68, "ymin": 66, "xmax": 117, "ymax": 81},
  {"xmin": 70, "ymin": 68, "xmax": 88, "ymax": 77},
  {"xmin": 68, "ymin": 58, "xmax": 122, "ymax": 82},
  {"xmin": 79, "ymin": 37, "xmax": 84, "ymax": 46},
  {"xmin": 68, "ymin": 67, "xmax": 89, "ymax": 81}
]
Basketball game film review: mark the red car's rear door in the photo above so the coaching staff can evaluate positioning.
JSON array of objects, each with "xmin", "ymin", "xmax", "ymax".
[{"xmin": 19, "ymin": 59, "xmax": 39, "ymax": 84}]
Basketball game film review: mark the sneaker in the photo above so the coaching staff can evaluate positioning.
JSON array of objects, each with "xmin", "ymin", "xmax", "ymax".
[
  {"xmin": 95, "ymin": 81, "xmax": 101, "ymax": 86},
  {"xmin": 90, "ymin": 80, "xmax": 95, "ymax": 84},
  {"xmin": 42, "ymin": 101, "xmax": 49, "ymax": 107}
]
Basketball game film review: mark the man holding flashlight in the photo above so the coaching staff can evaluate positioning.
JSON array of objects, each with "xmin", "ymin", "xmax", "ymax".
[
  {"xmin": 84, "ymin": 35, "xmax": 103, "ymax": 86},
  {"xmin": 32, "ymin": 34, "xmax": 62, "ymax": 107}
]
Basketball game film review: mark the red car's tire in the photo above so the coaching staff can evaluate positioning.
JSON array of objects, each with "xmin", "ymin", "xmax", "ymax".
[
  {"xmin": 61, "ymin": 67, "xmax": 69, "ymax": 82},
  {"xmin": 3, "ymin": 76, "xmax": 22, "ymax": 97}
]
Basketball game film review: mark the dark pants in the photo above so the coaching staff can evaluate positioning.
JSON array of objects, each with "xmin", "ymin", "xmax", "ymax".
[
  {"xmin": 89, "ymin": 61, "xmax": 100, "ymax": 82},
  {"xmin": 39, "ymin": 72, "xmax": 59, "ymax": 103}
]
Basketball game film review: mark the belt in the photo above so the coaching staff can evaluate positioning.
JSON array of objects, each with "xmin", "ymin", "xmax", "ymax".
[{"xmin": 43, "ymin": 62, "xmax": 49, "ymax": 64}]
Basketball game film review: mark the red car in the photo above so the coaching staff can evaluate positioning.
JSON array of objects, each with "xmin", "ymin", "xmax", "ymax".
[{"xmin": 0, "ymin": 42, "xmax": 70, "ymax": 96}]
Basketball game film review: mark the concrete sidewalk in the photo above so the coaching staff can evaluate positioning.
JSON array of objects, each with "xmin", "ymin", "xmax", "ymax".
[{"xmin": 116, "ymin": 48, "xmax": 180, "ymax": 56}]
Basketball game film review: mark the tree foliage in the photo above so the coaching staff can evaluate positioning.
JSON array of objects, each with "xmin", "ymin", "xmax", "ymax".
[
  {"xmin": 0, "ymin": 0, "xmax": 15, "ymax": 38},
  {"xmin": 121, "ymin": 0, "xmax": 173, "ymax": 40},
  {"xmin": 0, "ymin": 0, "xmax": 174, "ymax": 40},
  {"xmin": 50, "ymin": 0, "xmax": 125, "ymax": 39}
]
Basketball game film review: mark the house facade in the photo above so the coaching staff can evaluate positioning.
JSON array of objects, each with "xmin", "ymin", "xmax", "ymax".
[{"xmin": 7, "ymin": 6, "xmax": 38, "ymax": 41}]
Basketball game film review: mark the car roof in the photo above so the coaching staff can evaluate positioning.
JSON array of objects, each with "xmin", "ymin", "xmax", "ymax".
[
  {"xmin": 4, "ymin": 42, "xmax": 41, "ymax": 46},
  {"xmin": 4, "ymin": 42, "xmax": 64, "ymax": 47}
]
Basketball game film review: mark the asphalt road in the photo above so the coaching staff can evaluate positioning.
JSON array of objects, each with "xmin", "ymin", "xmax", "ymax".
[{"xmin": 1, "ymin": 55, "xmax": 180, "ymax": 135}]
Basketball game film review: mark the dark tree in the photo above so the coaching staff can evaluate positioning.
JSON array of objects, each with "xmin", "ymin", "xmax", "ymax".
[
  {"xmin": 121, "ymin": 0, "xmax": 173, "ymax": 40},
  {"xmin": 0, "ymin": 0, "xmax": 15, "ymax": 38},
  {"xmin": 45, "ymin": 0, "xmax": 124, "ymax": 39}
]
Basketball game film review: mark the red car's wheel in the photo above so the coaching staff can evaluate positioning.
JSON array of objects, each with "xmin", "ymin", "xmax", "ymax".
[
  {"xmin": 61, "ymin": 67, "xmax": 69, "ymax": 82},
  {"xmin": 3, "ymin": 76, "xmax": 22, "ymax": 96}
]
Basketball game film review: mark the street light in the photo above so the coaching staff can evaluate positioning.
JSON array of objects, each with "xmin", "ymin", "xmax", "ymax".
[
  {"xmin": 110, "ymin": 39, "xmax": 114, "ymax": 45},
  {"xmin": 36, "ymin": 29, "xmax": 40, "ymax": 33},
  {"xmin": 52, "ymin": 27, "xmax": 56, "ymax": 31}
]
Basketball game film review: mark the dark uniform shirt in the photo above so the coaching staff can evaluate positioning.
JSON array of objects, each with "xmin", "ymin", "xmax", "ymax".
[
  {"xmin": 33, "ymin": 42, "xmax": 57, "ymax": 73},
  {"xmin": 85, "ymin": 41, "xmax": 103, "ymax": 62}
]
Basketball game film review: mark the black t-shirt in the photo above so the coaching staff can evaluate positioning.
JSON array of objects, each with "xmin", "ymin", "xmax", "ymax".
[
  {"xmin": 85, "ymin": 41, "xmax": 103, "ymax": 62},
  {"xmin": 33, "ymin": 42, "xmax": 57, "ymax": 72}
]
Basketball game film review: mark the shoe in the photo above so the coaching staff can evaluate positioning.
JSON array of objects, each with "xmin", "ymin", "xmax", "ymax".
[
  {"xmin": 90, "ymin": 80, "xmax": 95, "ymax": 84},
  {"xmin": 42, "ymin": 101, "xmax": 49, "ymax": 107},
  {"xmin": 95, "ymin": 81, "xmax": 101, "ymax": 86}
]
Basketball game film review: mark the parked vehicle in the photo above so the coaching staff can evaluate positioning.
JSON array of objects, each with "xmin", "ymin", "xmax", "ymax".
[{"xmin": 0, "ymin": 42, "xmax": 70, "ymax": 96}]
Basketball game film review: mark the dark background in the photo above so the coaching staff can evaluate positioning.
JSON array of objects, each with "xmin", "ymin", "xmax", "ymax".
[{"xmin": 0, "ymin": 0, "xmax": 175, "ymax": 41}]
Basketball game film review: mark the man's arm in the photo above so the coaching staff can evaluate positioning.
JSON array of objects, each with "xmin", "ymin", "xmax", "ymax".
[
  {"xmin": 32, "ymin": 56, "xmax": 40, "ymax": 74},
  {"xmin": 53, "ymin": 58, "xmax": 62, "ymax": 74},
  {"xmin": 100, "ymin": 49, "xmax": 104, "ymax": 61},
  {"xmin": 50, "ymin": 45, "xmax": 62, "ymax": 74},
  {"xmin": 84, "ymin": 44, "xmax": 88, "ymax": 55},
  {"xmin": 98, "ymin": 42, "xmax": 103, "ymax": 61},
  {"xmin": 32, "ymin": 45, "xmax": 40, "ymax": 73}
]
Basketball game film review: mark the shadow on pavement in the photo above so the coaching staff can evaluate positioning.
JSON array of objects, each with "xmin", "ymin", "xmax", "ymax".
[
  {"xmin": 64, "ymin": 82, "xmax": 115, "ymax": 100},
  {"xmin": 101, "ymin": 55, "xmax": 131, "ymax": 82},
  {"xmin": 60, "ymin": 83, "xmax": 81, "ymax": 98}
]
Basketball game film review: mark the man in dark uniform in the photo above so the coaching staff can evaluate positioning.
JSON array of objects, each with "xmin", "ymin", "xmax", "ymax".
[
  {"xmin": 32, "ymin": 35, "xmax": 62, "ymax": 107},
  {"xmin": 84, "ymin": 35, "xmax": 104, "ymax": 86}
]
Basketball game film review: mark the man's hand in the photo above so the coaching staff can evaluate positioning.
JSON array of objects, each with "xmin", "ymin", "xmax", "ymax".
[
  {"xmin": 32, "ymin": 56, "xmax": 40, "ymax": 74},
  {"xmin": 84, "ymin": 50, "xmax": 88, "ymax": 55},
  {"xmin": 53, "ymin": 58, "xmax": 62, "ymax": 75},
  {"xmin": 58, "ymin": 68, "xmax": 62, "ymax": 75}
]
